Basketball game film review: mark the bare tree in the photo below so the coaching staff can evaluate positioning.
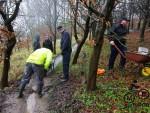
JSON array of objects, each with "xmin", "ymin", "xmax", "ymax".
[
  {"xmin": 86, "ymin": 0, "xmax": 116, "ymax": 91},
  {"xmin": 138, "ymin": 0, "xmax": 150, "ymax": 41},
  {"xmin": 0, "ymin": 0, "xmax": 22, "ymax": 88},
  {"xmin": 26, "ymin": 0, "xmax": 66, "ymax": 53},
  {"xmin": 70, "ymin": 0, "xmax": 116, "ymax": 91}
]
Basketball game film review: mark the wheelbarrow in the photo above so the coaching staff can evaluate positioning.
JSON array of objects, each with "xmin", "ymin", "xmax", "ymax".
[{"xmin": 110, "ymin": 41, "xmax": 150, "ymax": 76}]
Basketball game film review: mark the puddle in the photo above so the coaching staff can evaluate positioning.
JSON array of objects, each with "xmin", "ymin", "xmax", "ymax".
[{"xmin": 26, "ymin": 93, "xmax": 36, "ymax": 113}]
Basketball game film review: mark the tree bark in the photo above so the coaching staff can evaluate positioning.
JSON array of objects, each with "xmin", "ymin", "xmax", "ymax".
[
  {"xmin": 53, "ymin": 0, "xmax": 57, "ymax": 54},
  {"xmin": 87, "ymin": 23, "xmax": 105, "ymax": 91},
  {"xmin": 140, "ymin": 18, "xmax": 147, "ymax": 42},
  {"xmin": 137, "ymin": 17, "xmax": 141, "ymax": 30},
  {"xmin": 87, "ymin": 0, "xmax": 115, "ymax": 91},
  {"xmin": 73, "ymin": 0, "xmax": 79, "ymax": 42},
  {"xmin": 0, "ymin": 0, "xmax": 22, "ymax": 89},
  {"xmin": 139, "ymin": 0, "xmax": 149, "ymax": 42},
  {"xmin": 72, "ymin": 16, "xmax": 90, "ymax": 64},
  {"xmin": 131, "ymin": 14, "xmax": 134, "ymax": 29},
  {"xmin": 1, "ymin": 37, "xmax": 16, "ymax": 88}
]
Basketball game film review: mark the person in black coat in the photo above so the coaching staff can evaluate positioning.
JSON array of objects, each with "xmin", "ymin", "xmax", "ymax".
[
  {"xmin": 108, "ymin": 18, "xmax": 129, "ymax": 75},
  {"xmin": 33, "ymin": 32, "xmax": 41, "ymax": 51},
  {"xmin": 57, "ymin": 26, "xmax": 72, "ymax": 82},
  {"xmin": 43, "ymin": 34, "xmax": 53, "ymax": 52}
]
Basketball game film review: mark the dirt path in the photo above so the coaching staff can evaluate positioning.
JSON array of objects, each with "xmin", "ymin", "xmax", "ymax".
[
  {"xmin": 0, "ymin": 44, "xmax": 79, "ymax": 113},
  {"xmin": 0, "ymin": 73, "xmax": 82, "ymax": 113},
  {"xmin": 0, "ymin": 77, "xmax": 52, "ymax": 113},
  {"xmin": 1, "ymin": 91, "xmax": 27, "ymax": 113},
  {"xmin": 0, "ymin": 71, "xmax": 60, "ymax": 113}
]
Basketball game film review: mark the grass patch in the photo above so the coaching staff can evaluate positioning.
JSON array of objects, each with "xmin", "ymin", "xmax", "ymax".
[
  {"xmin": 71, "ymin": 44, "xmax": 93, "ymax": 77},
  {"xmin": 9, "ymin": 48, "xmax": 31, "ymax": 81},
  {"xmin": 0, "ymin": 48, "xmax": 31, "ymax": 81},
  {"xmin": 72, "ymin": 39, "xmax": 150, "ymax": 113},
  {"xmin": 74, "ymin": 77, "xmax": 150, "ymax": 113},
  {"xmin": 0, "ymin": 41, "xmax": 63, "ymax": 81}
]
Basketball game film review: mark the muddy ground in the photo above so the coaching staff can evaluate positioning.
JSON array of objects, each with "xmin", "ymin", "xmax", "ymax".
[
  {"xmin": 0, "ymin": 72, "xmax": 83, "ymax": 113},
  {"xmin": 0, "ymin": 31, "xmax": 150, "ymax": 113}
]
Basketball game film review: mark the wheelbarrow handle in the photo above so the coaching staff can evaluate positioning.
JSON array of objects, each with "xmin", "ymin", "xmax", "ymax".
[{"xmin": 112, "ymin": 43, "xmax": 126, "ymax": 58}]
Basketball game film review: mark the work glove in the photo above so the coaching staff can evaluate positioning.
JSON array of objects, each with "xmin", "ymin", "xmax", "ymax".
[{"xmin": 110, "ymin": 41, "xmax": 115, "ymax": 45}]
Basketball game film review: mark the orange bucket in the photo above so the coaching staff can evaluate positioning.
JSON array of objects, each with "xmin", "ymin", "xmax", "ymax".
[{"xmin": 97, "ymin": 68, "xmax": 105, "ymax": 76}]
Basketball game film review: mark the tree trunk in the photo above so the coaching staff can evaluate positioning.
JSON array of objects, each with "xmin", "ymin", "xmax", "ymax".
[
  {"xmin": 87, "ymin": 0, "xmax": 115, "ymax": 91},
  {"xmin": 137, "ymin": 18, "xmax": 141, "ymax": 30},
  {"xmin": 87, "ymin": 22, "xmax": 106, "ymax": 91},
  {"xmin": 1, "ymin": 55, "xmax": 10, "ymax": 88},
  {"xmin": 128, "ymin": 9, "xmax": 132, "ymax": 32},
  {"xmin": 131, "ymin": 14, "xmax": 134, "ymax": 29},
  {"xmin": 140, "ymin": 19, "xmax": 147, "ymax": 42},
  {"xmin": 53, "ymin": 0, "xmax": 57, "ymax": 54},
  {"xmin": 72, "ymin": 16, "xmax": 90, "ymax": 64},
  {"xmin": 0, "ymin": 0, "xmax": 22, "ymax": 89},
  {"xmin": 1, "ymin": 37, "xmax": 16, "ymax": 88},
  {"xmin": 73, "ymin": 0, "xmax": 79, "ymax": 42},
  {"xmin": 139, "ymin": 0, "xmax": 149, "ymax": 42}
]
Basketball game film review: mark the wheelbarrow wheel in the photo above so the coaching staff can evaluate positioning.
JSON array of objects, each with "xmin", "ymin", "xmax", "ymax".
[{"xmin": 140, "ymin": 67, "xmax": 150, "ymax": 77}]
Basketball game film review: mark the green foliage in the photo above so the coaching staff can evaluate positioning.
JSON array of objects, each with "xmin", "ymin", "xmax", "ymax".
[
  {"xmin": 71, "ymin": 44, "xmax": 93, "ymax": 77},
  {"xmin": 0, "ymin": 38, "xmax": 66, "ymax": 81},
  {"xmin": 104, "ymin": 90, "xmax": 117, "ymax": 99},
  {"xmin": 75, "ymin": 87, "xmax": 96, "ymax": 107},
  {"xmin": 80, "ymin": 93, "xmax": 96, "ymax": 107},
  {"xmin": 74, "ymin": 67, "xmax": 150, "ymax": 113},
  {"xmin": 9, "ymin": 48, "xmax": 31, "ymax": 80}
]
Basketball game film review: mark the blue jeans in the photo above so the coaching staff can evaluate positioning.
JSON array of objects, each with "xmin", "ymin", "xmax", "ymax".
[
  {"xmin": 20, "ymin": 63, "xmax": 45, "ymax": 93},
  {"xmin": 62, "ymin": 52, "xmax": 71, "ymax": 80},
  {"xmin": 108, "ymin": 41, "xmax": 127, "ymax": 70}
]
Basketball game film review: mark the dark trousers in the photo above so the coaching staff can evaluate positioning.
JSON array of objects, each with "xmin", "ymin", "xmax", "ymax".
[
  {"xmin": 20, "ymin": 63, "xmax": 45, "ymax": 94},
  {"xmin": 62, "ymin": 52, "xmax": 71, "ymax": 80},
  {"xmin": 108, "ymin": 41, "xmax": 127, "ymax": 70}
]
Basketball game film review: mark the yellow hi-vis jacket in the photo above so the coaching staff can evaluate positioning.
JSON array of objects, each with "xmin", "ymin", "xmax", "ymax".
[{"xmin": 26, "ymin": 48, "xmax": 53, "ymax": 70}]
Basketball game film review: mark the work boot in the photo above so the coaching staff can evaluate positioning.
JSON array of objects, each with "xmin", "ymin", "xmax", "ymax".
[
  {"xmin": 37, "ymin": 89, "xmax": 44, "ymax": 98},
  {"xmin": 37, "ymin": 85, "xmax": 43, "ymax": 98},
  {"xmin": 18, "ymin": 84, "xmax": 26, "ymax": 98},
  {"xmin": 38, "ymin": 92, "xmax": 44, "ymax": 98},
  {"xmin": 18, "ymin": 93, "xmax": 24, "ymax": 98},
  {"xmin": 60, "ymin": 78, "xmax": 68, "ymax": 82}
]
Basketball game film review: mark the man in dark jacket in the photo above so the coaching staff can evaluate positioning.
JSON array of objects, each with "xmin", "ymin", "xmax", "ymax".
[
  {"xmin": 57, "ymin": 26, "xmax": 72, "ymax": 82},
  {"xmin": 108, "ymin": 18, "xmax": 129, "ymax": 76},
  {"xmin": 43, "ymin": 34, "xmax": 53, "ymax": 52},
  {"xmin": 33, "ymin": 32, "xmax": 41, "ymax": 51}
]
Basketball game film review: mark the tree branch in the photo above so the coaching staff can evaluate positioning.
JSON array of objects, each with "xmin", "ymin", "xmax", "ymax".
[
  {"xmin": 0, "ymin": 10, "xmax": 7, "ymax": 21},
  {"xmin": 77, "ymin": 20, "xmax": 85, "ymax": 31},
  {"xmin": 5, "ymin": 0, "xmax": 22, "ymax": 25}
]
